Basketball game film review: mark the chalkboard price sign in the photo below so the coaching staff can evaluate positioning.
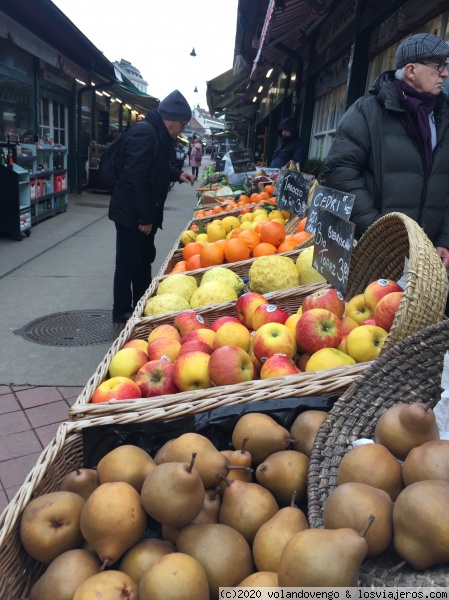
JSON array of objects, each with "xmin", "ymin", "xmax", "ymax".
[
  {"xmin": 277, "ymin": 171, "xmax": 313, "ymax": 217},
  {"xmin": 305, "ymin": 185, "xmax": 355, "ymax": 234},
  {"xmin": 216, "ymin": 158, "xmax": 226, "ymax": 173},
  {"xmin": 229, "ymin": 149, "xmax": 256, "ymax": 174},
  {"xmin": 312, "ymin": 207, "xmax": 355, "ymax": 295}
]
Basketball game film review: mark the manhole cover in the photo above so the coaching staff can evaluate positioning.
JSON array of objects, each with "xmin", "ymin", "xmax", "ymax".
[{"xmin": 15, "ymin": 310, "xmax": 124, "ymax": 347}]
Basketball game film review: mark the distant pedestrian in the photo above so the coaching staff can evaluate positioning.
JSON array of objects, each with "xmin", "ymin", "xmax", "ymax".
[
  {"xmin": 190, "ymin": 138, "xmax": 203, "ymax": 180},
  {"xmin": 175, "ymin": 143, "xmax": 186, "ymax": 170},
  {"xmin": 108, "ymin": 89, "xmax": 195, "ymax": 323}
]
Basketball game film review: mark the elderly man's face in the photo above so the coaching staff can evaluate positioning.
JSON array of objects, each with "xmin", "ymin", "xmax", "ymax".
[
  {"xmin": 281, "ymin": 129, "xmax": 293, "ymax": 138},
  {"xmin": 406, "ymin": 56, "xmax": 449, "ymax": 95}
]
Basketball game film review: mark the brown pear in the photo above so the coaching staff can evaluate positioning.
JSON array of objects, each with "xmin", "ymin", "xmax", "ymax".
[
  {"xmin": 156, "ymin": 432, "xmax": 247, "ymax": 488},
  {"xmin": 393, "ymin": 480, "xmax": 449, "ymax": 569},
  {"xmin": 337, "ymin": 442, "xmax": 403, "ymax": 500},
  {"xmin": 238, "ymin": 572, "xmax": 279, "ymax": 587},
  {"xmin": 153, "ymin": 439, "xmax": 174, "ymax": 464},
  {"xmin": 290, "ymin": 410, "xmax": 327, "ymax": 456},
  {"xmin": 255, "ymin": 450, "xmax": 309, "ymax": 505},
  {"xmin": 73, "ymin": 570, "xmax": 138, "ymax": 600},
  {"xmin": 323, "ymin": 482, "xmax": 393, "ymax": 558},
  {"xmin": 278, "ymin": 519, "xmax": 373, "ymax": 587},
  {"xmin": 161, "ymin": 524, "xmax": 181, "ymax": 544},
  {"xmin": 226, "ymin": 436, "xmax": 253, "ymax": 483},
  {"xmin": 119, "ymin": 538, "xmax": 175, "ymax": 585},
  {"xmin": 80, "ymin": 482, "xmax": 147, "ymax": 569},
  {"xmin": 219, "ymin": 478, "xmax": 279, "ymax": 544},
  {"xmin": 253, "ymin": 492, "xmax": 309, "ymax": 572},
  {"xmin": 96, "ymin": 444, "xmax": 155, "ymax": 492},
  {"xmin": 232, "ymin": 413, "xmax": 293, "ymax": 465},
  {"xmin": 374, "ymin": 401, "xmax": 439, "ymax": 460},
  {"xmin": 402, "ymin": 440, "xmax": 449, "ymax": 486},
  {"xmin": 20, "ymin": 491, "xmax": 85, "ymax": 563},
  {"xmin": 58, "ymin": 464, "xmax": 99, "ymax": 501},
  {"xmin": 30, "ymin": 549, "xmax": 101, "ymax": 600},
  {"xmin": 176, "ymin": 523, "xmax": 254, "ymax": 600},
  {"xmin": 141, "ymin": 453, "xmax": 205, "ymax": 528},
  {"xmin": 192, "ymin": 487, "xmax": 221, "ymax": 525},
  {"xmin": 139, "ymin": 552, "xmax": 209, "ymax": 600}
]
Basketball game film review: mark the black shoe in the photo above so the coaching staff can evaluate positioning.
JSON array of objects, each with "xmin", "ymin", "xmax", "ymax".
[{"xmin": 112, "ymin": 311, "xmax": 133, "ymax": 323}]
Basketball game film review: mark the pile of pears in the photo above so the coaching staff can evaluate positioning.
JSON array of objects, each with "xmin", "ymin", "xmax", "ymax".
[{"xmin": 19, "ymin": 398, "xmax": 449, "ymax": 598}]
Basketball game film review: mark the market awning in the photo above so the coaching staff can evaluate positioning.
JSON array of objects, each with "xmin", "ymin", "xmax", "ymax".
[
  {"xmin": 206, "ymin": 65, "xmax": 251, "ymax": 116},
  {"xmin": 106, "ymin": 81, "xmax": 159, "ymax": 114}
]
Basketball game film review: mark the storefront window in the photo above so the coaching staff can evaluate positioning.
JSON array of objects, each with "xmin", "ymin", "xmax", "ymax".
[
  {"xmin": 109, "ymin": 98, "xmax": 120, "ymax": 131},
  {"xmin": 0, "ymin": 75, "xmax": 33, "ymax": 142},
  {"xmin": 309, "ymin": 84, "xmax": 346, "ymax": 160},
  {"xmin": 40, "ymin": 98, "xmax": 68, "ymax": 145}
]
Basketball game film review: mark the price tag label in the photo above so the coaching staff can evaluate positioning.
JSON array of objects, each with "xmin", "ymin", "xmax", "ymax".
[
  {"xmin": 277, "ymin": 171, "xmax": 313, "ymax": 217},
  {"xmin": 229, "ymin": 149, "xmax": 256, "ymax": 174},
  {"xmin": 312, "ymin": 207, "xmax": 355, "ymax": 295},
  {"xmin": 215, "ymin": 158, "xmax": 226, "ymax": 173},
  {"xmin": 305, "ymin": 185, "xmax": 355, "ymax": 234}
]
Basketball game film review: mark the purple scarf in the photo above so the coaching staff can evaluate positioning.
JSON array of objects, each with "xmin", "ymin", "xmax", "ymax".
[{"xmin": 393, "ymin": 80, "xmax": 437, "ymax": 170}]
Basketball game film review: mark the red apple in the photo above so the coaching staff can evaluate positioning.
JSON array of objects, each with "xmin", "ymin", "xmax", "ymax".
[
  {"xmin": 260, "ymin": 354, "xmax": 300, "ymax": 379},
  {"xmin": 148, "ymin": 324, "xmax": 181, "ymax": 344},
  {"xmin": 341, "ymin": 316, "xmax": 359, "ymax": 336},
  {"xmin": 364, "ymin": 279, "xmax": 403, "ymax": 311},
  {"xmin": 109, "ymin": 347, "xmax": 148, "ymax": 380},
  {"xmin": 296, "ymin": 352, "xmax": 311, "ymax": 372},
  {"xmin": 302, "ymin": 288, "xmax": 345, "ymax": 319},
  {"xmin": 208, "ymin": 346, "xmax": 256, "ymax": 386},
  {"xmin": 135, "ymin": 359, "xmax": 179, "ymax": 397},
  {"xmin": 209, "ymin": 316, "xmax": 242, "ymax": 332},
  {"xmin": 173, "ymin": 311, "xmax": 208, "ymax": 338},
  {"xmin": 123, "ymin": 339, "xmax": 149, "ymax": 356},
  {"xmin": 248, "ymin": 339, "xmax": 263, "ymax": 375},
  {"xmin": 172, "ymin": 351, "xmax": 211, "ymax": 391},
  {"xmin": 296, "ymin": 308, "xmax": 342, "ymax": 354},
  {"xmin": 181, "ymin": 328, "xmax": 216, "ymax": 349},
  {"xmin": 373, "ymin": 291, "xmax": 402, "ymax": 332},
  {"xmin": 344, "ymin": 294, "xmax": 374, "ymax": 325},
  {"xmin": 235, "ymin": 292, "xmax": 268, "ymax": 329},
  {"xmin": 178, "ymin": 340, "xmax": 213, "ymax": 357},
  {"xmin": 252, "ymin": 304, "xmax": 289, "ymax": 330},
  {"xmin": 91, "ymin": 376, "xmax": 142, "ymax": 403},
  {"xmin": 337, "ymin": 335, "xmax": 348, "ymax": 353},
  {"xmin": 213, "ymin": 322, "xmax": 251, "ymax": 352},
  {"xmin": 147, "ymin": 337, "xmax": 181, "ymax": 362},
  {"xmin": 252, "ymin": 323, "xmax": 297, "ymax": 363},
  {"xmin": 360, "ymin": 318, "xmax": 377, "ymax": 326}
]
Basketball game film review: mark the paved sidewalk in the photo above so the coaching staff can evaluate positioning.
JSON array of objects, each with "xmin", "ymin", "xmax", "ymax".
[{"xmin": 0, "ymin": 158, "xmax": 212, "ymax": 515}]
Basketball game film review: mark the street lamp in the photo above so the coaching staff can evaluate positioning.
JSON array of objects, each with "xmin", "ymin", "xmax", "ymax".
[
  {"xmin": 194, "ymin": 86, "xmax": 198, "ymax": 93},
  {"xmin": 190, "ymin": 48, "xmax": 197, "ymax": 57}
]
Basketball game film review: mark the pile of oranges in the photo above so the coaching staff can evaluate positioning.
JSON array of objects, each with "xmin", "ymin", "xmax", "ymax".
[
  {"xmin": 194, "ymin": 185, "xmax": 276, "ymax": 219},
  {"xmin": 170, "ymin": 216, "xmax": 312, "ymax": 273}
]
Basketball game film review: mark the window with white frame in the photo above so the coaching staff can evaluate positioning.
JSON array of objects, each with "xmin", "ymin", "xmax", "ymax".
[
  {"xmin": 40, "ymin": 98, "xmax": 68, "ymax": 145},
  {"xmin": 309, "ymin": 83, "xmax": 346, "ymax": 161}
]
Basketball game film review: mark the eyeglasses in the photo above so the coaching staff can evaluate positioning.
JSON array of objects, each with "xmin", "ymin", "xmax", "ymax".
[{"xmin": 416, "ymin": 60, "xmax": 449, "ymax": 74}]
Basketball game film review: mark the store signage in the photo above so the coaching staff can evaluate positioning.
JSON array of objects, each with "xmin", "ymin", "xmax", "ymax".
[
  {"xmin": 277, "ymin": 171, "xmax": 313, "ymax": 217},
  {"xmin": 316, "ymin": 0, "xmax": 358, "ymax": 55},
  {"xmin": 40, "ymin": 61, "xmax": 73, "ymax": 91},
  {"xmin": 305, "ymin": 185, "xmax": 355, "ymax": 234},
  {"xmin": 312, "ymin": 207, "xmax": 355, "ymax": 295},
  {"xmin": 229, "ymin": 149, "xmax": 256, "ymax": 174}
]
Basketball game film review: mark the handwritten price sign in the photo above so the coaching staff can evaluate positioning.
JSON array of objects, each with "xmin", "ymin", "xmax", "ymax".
[
  {"xmin": 277, "ymin": 171, "xmax": 313, "ymax": 216},
  {"xmin": 305, "ymin": 185, "xmax": 355, "ymax": 234},
  {"xmin": 312, "ymin": 207, "xmax": 355, "ymax": 295}
]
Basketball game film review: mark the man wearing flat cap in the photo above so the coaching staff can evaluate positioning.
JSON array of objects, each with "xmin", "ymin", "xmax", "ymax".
[
  {"xmin": 109, "ymin": 90, "xmax": 195, "ymax": 323},
  {"xmin": 324, "ymin": 33, "xmax": 449, "ymax": 269}
]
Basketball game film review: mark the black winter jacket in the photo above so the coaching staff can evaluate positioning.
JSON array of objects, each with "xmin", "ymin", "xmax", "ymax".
[
  {"xmin": 324, "ymin": 72, "xmax": 449, "ymax": 247},
  {"xmin": 269, "ymin": 117, "xmax": 307, "ymax": 169},
  {"xmin": 108, "ymin": 111, "xmax": 182, "ymax": 230}
]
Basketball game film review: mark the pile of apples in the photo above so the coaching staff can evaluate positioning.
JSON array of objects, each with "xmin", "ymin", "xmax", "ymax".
[{"xmin": 91, "ymin": 278, "xmax": 403, "ymax": 404}]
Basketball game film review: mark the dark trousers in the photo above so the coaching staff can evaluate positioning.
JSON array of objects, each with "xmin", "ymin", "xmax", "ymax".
[
  {"xmin": 113, "ymin": 222, "xmax": 156, "ymax": 316},
  {"xmin": 191, "ymin": 166, "xmax": 199, "ymax": 179}
]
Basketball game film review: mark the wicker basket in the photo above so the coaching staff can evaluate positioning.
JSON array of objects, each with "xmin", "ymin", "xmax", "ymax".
[
  {"xmin": 345, "ymin": 212, "xmax": 448, "ymax": 353},
  {"xmin": 307, "ymin": 319, "xmax": 449, "ymax": 586},
  {"xmin": 1, "ymin": 395, "xmax": 338, "ymax": 599}
]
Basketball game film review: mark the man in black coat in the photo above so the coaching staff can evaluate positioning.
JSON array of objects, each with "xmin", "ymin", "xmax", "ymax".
[
  {"xmin": 109, "ymin": 90, "xmax": 194, "ymax": 323},
  {"xmin": 324, "ymin": 33, "xmax": 449, "ymax": 267},
  {"xmin": 269, "ymin": 117, "xmax": 307, "ymax": 169}
]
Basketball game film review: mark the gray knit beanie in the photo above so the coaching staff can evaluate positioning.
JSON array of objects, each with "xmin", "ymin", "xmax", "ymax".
[{"xmin": 158, "ymin": 90, "xmax": 192, "ymax": 122}]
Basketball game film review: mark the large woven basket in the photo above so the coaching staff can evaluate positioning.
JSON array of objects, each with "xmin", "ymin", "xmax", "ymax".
[
  {"xmin": 307, "ymin": 319, "xmax": 449, "ymax": 586},
  {"xmin": 1, "ymin": 395, "xmax": 337, "ymax": 599}
]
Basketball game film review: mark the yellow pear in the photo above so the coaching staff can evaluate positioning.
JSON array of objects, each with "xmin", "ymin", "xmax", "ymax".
[
  {"xmin": 289, "ymin": 410, "xmax": 327, "ymax": 457},
  {"xmin": 73, "ymin": 570, "xmax": 137, "ymax": 600},
  {"xmin": 402, "ymin": 440, "xmax": 449, "ymax": 486},
  {"xmin": 232, "ymin": 412, "xmax": 293, "ymax": 465},
  {"xmin": 119, "ymin": 538, "xmax": 175, "ymax": 586},
  {"xmin": 58, "ymin": 465, "xmax": 99, "ymax": 501},
  {"xmin": 255, "ymin": 450, "xmax": 309, "ymax": 505},
  {"xmin": 96, "ymin": 444, "xmax": 155, "ymax": 492},
  {"xmin": 238, "ymin": 572, "xmax": 279, "ymax": 587}
]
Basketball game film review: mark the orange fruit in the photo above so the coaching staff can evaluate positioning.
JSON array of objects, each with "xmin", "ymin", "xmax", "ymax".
[
  {"xmin": 226, "ymin": 202, "xmax": 238, "ymax": 210},
  {"xmin": 252, "ymin": 242, "xmax": 277, "ymax": 257},
  {"xmin": 264, "ymin": 184, "xmax": 274, "ymax": 196},
  {"xmin": 215, "ymin": 239, "xmax": 228, "ymax": 251},
  {"xmin": 224, "ymin": 238, "xmax": 250, "ymax": 263},
  {"xmin": 195, "ymin": 210, "xmax": 206, "ymax": 218},
  {"xmin": 212, "ymin": 206, "xmax": 223, "ymax": 214},
  {"xmin": 254, "ymin": 219, "xmax": 270, "ymax": 234},
  {"xmin": 297, "ymin": 217, "xmax": 308, "ymax": 232},
  {"xmin": 292, "ymin": 231, "xmax": 312, "ymax": 244},
  {"xmin": 277, "ymin": 240, "xmax": 299, "ymax": 253},
  {"xmin": 189, "ymin": 223, "xmax": 199, "ymax": 231},
  {"xmin": 250, "ymin": 192, "xmax": 260, "ymax": 203},
  {"xmin": 239, "ymin": 207, "xmax": 251, "ymax": 215},
  {"xmin": 185, "ymin": 254, "xmax": 202, "ymax": 271},
  {"xmin": 259, "ymin": 221, "xmax": 286, "ymax": 248},
  {"xmin": 266, "ymin": 196, "xmax": 277, "ymax": 205},
  {"xmin": 170, "ymin": 260, "xmax": 187, "ymax": 273},
  {"xmin": 239, "ymin": 194, "xmax": 251, "ymax": 204},
  {"xmin": 200, "ymin": 243, "xmax": 225, "ymax": 267},
  {"xmin": 258, "ymin": 191, "xmax": 270, "ymax": 201},
  {"xmin": 182, "ymin": 241, "xmax": 204, "ymax": 261},
  {"xmin": 238, "ymin": 230, "xmax": 261, "ymax": 255}
]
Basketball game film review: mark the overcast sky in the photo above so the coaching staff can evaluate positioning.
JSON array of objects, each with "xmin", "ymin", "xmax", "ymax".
[{"xmin": 51, "ymin": 0, "xmax": 239, "ymax": 111}]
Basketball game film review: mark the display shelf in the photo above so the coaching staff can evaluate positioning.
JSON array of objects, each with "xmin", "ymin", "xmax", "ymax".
[{"xmin": 0, "ymin": 154, "xmax": 32, "ymax": 239}]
